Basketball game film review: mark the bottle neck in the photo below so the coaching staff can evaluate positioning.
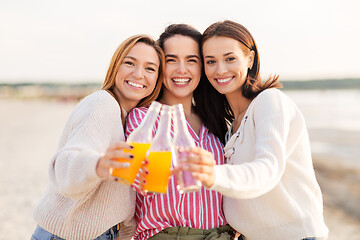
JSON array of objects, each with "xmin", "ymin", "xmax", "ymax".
[
  {"xmin": 151, "ymin": 106, "xmax": 172, "ymax": 151},
  {"xmin": 173, "ymin": 104, "xmax": 195, "ymax": 147},
  {"xmin": 127, "ymin": 102, "xmax": 161, "ymax": 143}
]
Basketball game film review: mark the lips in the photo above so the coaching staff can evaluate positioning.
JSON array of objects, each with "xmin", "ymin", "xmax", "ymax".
[
  {"xmin": 172, "ymin": 77, "xmax": 191, "ymax": 86},
  {"xmin": 126, "ymin": 80, "xmax": 145, "ymax": 89},
  {"xmin": 215, "ymin": 76, "xmax": 233, "ymax": 85}
]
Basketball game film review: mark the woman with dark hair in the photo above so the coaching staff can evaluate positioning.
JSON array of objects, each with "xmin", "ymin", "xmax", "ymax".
[
  {"xmin": 181, "ymin": 20, "xmax": 328, "ymax": 240},
  {"xmin": 31, "ymin": 35, "xmax": 164, "ymax": 240},
  {"xmin": 125, "ymin": 24, "xmax": 232, "ymax": 240}
]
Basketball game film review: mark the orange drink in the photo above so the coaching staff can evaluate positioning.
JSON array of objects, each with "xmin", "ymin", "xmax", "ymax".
[
  {"xmin": 144, "ymin": 151, "xmax": 172, "ymax": 193},
  {"xmin": 112, "ymin": 142, "xmax": 151, "ymax": 185}
]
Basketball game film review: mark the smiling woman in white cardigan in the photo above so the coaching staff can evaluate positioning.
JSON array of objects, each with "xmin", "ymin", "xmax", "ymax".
[
  {"xmin": 180, "ymin": 20, "xmax": 328, "ymax": 240},
  {"xmin": 31, "ymin": 35, "xmax": 164, "ymax": 240}
]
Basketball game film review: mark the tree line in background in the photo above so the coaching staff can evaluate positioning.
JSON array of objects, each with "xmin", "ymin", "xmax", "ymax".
[{"xmin": 1, "ymin": 78, "xmax": 360, "ymax": 100}]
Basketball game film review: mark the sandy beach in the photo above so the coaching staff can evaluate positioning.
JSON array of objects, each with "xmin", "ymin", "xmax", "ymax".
[{"xmin": 1, "ymin": 94, "xmax": 360, "ymax": 239}]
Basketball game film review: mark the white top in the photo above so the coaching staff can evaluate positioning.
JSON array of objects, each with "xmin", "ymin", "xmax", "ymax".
[
  {"xmin": 33, "ymin": 90, "xmax": 136, "ymax": 240},
  {"xmin": 210, "ymin": 89, "xmax": 328, "ymax": 240}
]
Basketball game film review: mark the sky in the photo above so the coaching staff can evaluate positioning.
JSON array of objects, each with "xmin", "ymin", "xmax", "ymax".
[{"xmin": 1, "ymin": 0, "xmax": 359, "ymax": 83}]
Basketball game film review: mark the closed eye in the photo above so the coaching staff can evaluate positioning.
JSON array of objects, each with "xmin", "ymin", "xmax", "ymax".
[
  {"xmin": 124, "ymin": 61, "xmax": 135, "ymax": 66},
  {"xmin": 165, "ymin": 58, "xmax": 176, "ymax": 63},
  {"xmin": 188, "ymin": 58, "xmax": 198, "ymax": 63},
  {"xmin": 146, "ymin": 67, "xmax": 156, "ymax": 72}
]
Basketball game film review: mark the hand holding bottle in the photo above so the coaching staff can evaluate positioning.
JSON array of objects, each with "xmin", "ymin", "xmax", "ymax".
[
  {"xmin": 111, "ymin": 101, "xmax": 161, "ymax": 185},
  {"xmin": 96, "ymin": 142, "xmax": 133, "ymax": 180},
  {"xmin": 176, "ymin": 146, "xmax": 216, "ymax": 189},
  {"xmin": 172, "ymin": 104, "xmax": 202, "ymax": 193}
]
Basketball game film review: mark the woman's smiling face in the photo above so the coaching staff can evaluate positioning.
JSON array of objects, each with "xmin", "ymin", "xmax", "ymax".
[
  {"xmin": 162, "ymin": 34, "xmax": 202, "ymax": 100},
  {"xmin": 203, "ymin": 36, "xmax": 253, "ymax": 95},
  {"xmin": 113, "ymin": 42, "xmax": 160, "ymax": 107}
]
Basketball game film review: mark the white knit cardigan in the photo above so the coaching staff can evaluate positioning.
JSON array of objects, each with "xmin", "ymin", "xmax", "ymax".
[
  {"xmin": 33, "ymin": 90, "xmax": 136, "ymax": 239},
  {"xmin": 210, "ymin": 89, "xmax": 328, "ymax": 240}
]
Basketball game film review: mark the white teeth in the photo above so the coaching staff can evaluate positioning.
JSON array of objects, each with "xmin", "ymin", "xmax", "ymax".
[
  {"xmin": 172, "ymin": 78, "xmax": 190, "ymax": 85},
  {"xmin": 216, "ymin": 77, "xmax": 232, "ymax": 83},
  {"xmin": 127, "ymin": 81, "xmax": 145, "ymax": 88}
]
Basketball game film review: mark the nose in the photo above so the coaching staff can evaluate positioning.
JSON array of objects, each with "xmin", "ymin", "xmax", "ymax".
[
  {"xmin": 132, "ymin": 66, "xmax": 144, "ymax": 79},
  {"xmin": 216, "ymin": 62, "xmax": 227, "ymax": 75},
  {"xmin": 176, "ymin": 61, "xmax": 187, "ymax": 74}
]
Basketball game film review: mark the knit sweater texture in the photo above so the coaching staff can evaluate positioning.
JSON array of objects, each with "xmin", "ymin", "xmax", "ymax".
[
  {"xmin": 210, "ymin": 89, "xmax": 328, "ymax": 240},
  {"xmin": 33, "ymin": 90, "xmax": 136, "ymax": 240}
]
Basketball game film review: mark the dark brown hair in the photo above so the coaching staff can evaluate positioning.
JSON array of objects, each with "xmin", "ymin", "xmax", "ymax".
[
  {"xmin": 198, "ymin": 20, "xmax": 282, "ymax": 143},
  {"xmin": 156, "ymin": 24, "xmax": 206, "ymax": 104}
]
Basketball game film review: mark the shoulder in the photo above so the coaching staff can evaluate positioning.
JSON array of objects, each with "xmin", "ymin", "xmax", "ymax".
[
  {"xmin": 251, "ymin": 88, "xmax": 290, "ymax": 111},
  {"xmin": 254, "ymin": 88, "xmax": 285, "ymax": 103},
  {"xmin": 251, "ymin": 89, "xmax": 300, "ymax": 124},
  {"xmin": 77, "ymin": 90, "xmax": 120, "ymax": 115},
  {"xmin": 68, "ymin": 90, "xmax": 122, "ymax": 130},
  {"xmin": 80, "ymin": 90, "xmax": 118, "ymax": 108}
]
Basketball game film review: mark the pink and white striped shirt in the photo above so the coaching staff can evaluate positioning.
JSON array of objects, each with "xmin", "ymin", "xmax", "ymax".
[{"xmin": 125, "ymin": 106, "xmax": 227, "ymax": 240}]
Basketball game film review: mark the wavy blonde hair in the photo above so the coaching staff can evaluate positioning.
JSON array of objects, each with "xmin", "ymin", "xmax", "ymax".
[{"xmin": 101, "ymin": 35, "xmax": 164, "ymax": 120}]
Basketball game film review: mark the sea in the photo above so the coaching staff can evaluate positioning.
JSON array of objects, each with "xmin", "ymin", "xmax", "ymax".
[{"xmin": 283, "ymin": 89, "xmax": 360, "ymax": 169}]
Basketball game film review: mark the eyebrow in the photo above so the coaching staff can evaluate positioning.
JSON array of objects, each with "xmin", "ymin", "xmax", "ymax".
[
  {"xmin": 124, "ymin": 56, "xmax": 159, "ymax": 67},
  {"xmin": 204, "ymin": 52, "xmax": 234, "ymax": 59},
  {"xmin": 165, "ymin": 54, "xmax": 200, "ymax": 59}
]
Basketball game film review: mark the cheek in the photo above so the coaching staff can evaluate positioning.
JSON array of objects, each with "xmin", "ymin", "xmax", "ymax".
[
  {"xmin": 191, "ymin": 65, "xmax": 202, "ymax": 77},
  {"xmin": 149, "ymin": 74, "xmax": 158, "ymax": 88},
  {"xmin": 164, "ymin": 64, "xmax": 174, "ymax": 76},
  {"xmin": 204, "ymin": 65, "xmax": 212, "ymax": 78}
]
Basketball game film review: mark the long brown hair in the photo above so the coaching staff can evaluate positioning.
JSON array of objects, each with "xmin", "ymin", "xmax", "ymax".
[
  {"xmin": 199, "ymin": 20, "xmax": 282, "ymax": 143},
  {"xmin": 101, "ymin": 35, "xmax": 165, "ymax": 121}
]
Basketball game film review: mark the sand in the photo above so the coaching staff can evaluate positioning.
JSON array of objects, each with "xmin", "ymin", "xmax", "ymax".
[{"xmin": 1, "ymin": 99, "xmax": 359, "ymax": 239}]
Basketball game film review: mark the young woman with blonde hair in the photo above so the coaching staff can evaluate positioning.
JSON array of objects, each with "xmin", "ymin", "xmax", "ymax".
[{"xmin": 31, "ymin": 34, "xmax": 164, "ymax": 240}]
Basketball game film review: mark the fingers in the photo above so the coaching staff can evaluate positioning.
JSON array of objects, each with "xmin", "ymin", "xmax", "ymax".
[
  {"xmin": 100, "ymin": 156, "xmax": 131, "ymax": 169},
  {"xmin": 96, "ymin": 154, "xmax": 131, "ymax": 180},
  {"xmin": 191, "ymin": 172, "xmax": 215, "ymax": 188},
  {"xmin": 107, "ymin": 142, "xmax": 134, "ymax": 151},
  {"xmin": 182, "ymin": 162, "xmax": 214, "ymax": 174},
  {"xmin": 184, "ymin": 146, "xmax": 213, "ymax": 158},
  {"xmin": 105, "ymin": 150, "xmax": 134, "ymax": 161},
  {"xmin": 180, "ymin": 151, "xmax": 215, "ymax": 166},
  {"xmin": 138, "ymin": 165, "xmax": 148, "ymax": 193}
]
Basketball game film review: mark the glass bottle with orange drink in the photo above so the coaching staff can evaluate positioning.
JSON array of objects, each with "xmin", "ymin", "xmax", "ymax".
[
  {"xmin": 172, "ymin": 104, "xmax": 202, "ymax": 193},
  {"xmin": 112, "ymin": 101, "xmax": 162, "ymax": 185},
  {"xmin": 143, "ymin": 105, "xmax": 173, "ymax": 194}
]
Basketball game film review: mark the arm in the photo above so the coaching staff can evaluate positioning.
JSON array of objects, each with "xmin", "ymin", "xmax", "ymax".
[
  {"xmin": 184, "ymin": 90, "xmax": 290, "ymax": 199},
  {"xmin": 49, "ymin": 92, "xmax": 127, "ymax": 199}
]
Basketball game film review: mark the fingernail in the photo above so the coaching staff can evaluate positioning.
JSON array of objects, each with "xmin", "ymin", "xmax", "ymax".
[
  {"xmin": 130, "ymin": 155, "xmax": 134, "ymax": 159},
  {"xmin": 145, "ymin": 170, "xmax": 149, "ymax": 175},
  {"xmin": 123, "ymin": 162, "xmax": 130, "ymax": 167},
  {"xmin": 114, "ymin": 178, "xmax": 118, "ymax": 181},
  {"xmin": 144, "ymin": 160, "xmax": 149, "ymax": 165},
  {"xmin": 130, "ymin": 145, "xmax": 134, "ymax": 149}
]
